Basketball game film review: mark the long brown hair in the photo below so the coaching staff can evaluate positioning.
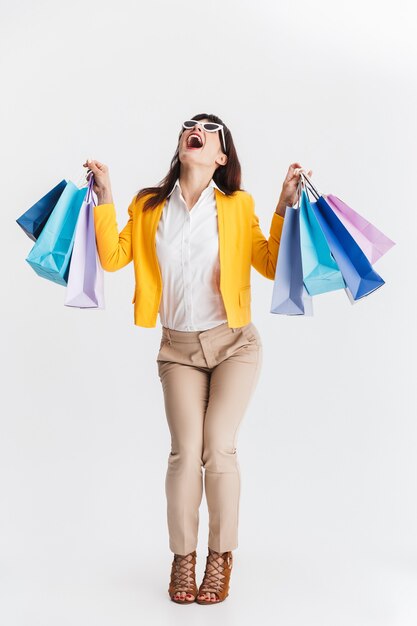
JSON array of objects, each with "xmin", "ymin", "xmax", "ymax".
[{"xmin": 135, "ymin": 113, "xmax": 244, "ymax": 212}]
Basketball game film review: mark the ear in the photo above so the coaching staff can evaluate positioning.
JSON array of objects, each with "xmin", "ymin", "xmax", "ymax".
[{"xmin": 216, "ymin": 154, "xmax": 228, "ymax": 167}]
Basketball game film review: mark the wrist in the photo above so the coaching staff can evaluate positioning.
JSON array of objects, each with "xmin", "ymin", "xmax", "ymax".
[
  {"xmin": 275, "ymin": 200, "xmax": 287, "ymax": 218},
  {"xmin": 97, "ymin": 192, "xmax": 114, "ymax": 205}
]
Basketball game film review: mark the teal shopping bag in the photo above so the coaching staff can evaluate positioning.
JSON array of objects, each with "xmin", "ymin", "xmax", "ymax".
[
  {"xmin": 25, "ymin": 181, "xmax": 88, "ymax": 286},
  {"xmin": 299, "ymin": 183, "xmax": 346, "ymax": 296}
]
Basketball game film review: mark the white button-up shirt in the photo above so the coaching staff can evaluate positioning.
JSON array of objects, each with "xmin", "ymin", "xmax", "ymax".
[{"xmin": 155, "ymin": 177, "xmax": 228, "ymax": 331}]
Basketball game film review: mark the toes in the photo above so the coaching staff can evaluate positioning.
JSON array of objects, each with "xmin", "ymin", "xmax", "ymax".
[
  {"xmin": 173, "ymin": 590, "xmax": 195, "ymax": 602},
  {"xmin": 197, "ymin": 591, "xmax": 219, "ymax": 602}
]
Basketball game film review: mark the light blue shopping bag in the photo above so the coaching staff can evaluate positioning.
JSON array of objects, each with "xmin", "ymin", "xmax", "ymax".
[
  {"xmin": 271, "ymin": 204, "xmax": 313, "ymax": 316},
  {"xmin": 299, "ymin": 186, "xmax": 346, "ymax": 296},
  {"xmin": 25, "ymin": 181, "xmax": 88, "ymax": 286}
]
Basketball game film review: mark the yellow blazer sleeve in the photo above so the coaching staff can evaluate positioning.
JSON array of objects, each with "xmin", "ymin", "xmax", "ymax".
[
  {"xmin": 250, "ymin": 195, "xmax": 285, "ymax": 279},
  {"xmin": 93, "ymin": 197, "xmax": 135, "ymax": 271}
]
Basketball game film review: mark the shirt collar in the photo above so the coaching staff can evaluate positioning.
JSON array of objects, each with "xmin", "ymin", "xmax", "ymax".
[{"xmin": 167, "ymin": 177, "xmax": 225, "ymax": 198}]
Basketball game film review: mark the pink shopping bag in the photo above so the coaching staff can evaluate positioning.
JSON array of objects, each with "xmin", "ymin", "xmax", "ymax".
[{"xmin": 324, "ymin": 194, "xmax": 395, "ymax": 264}]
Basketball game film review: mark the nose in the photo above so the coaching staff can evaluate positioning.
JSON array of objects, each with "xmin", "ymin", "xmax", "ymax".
[{"xmin": 184, "ymin": 123, "xmax": 204, "ymax": 144}]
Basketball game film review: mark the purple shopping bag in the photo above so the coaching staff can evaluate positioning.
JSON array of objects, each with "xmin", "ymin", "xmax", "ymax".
[
  {"xmin": 64, "ymin": 174, "xmax": 105, "ymax": 308},
  {"xmin": 324, "ymin": 194, "xmax": 395, "ymax": 264}
]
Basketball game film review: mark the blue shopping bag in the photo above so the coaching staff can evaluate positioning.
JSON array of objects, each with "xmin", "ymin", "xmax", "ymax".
[
  {"xmin": 25, "ymin": 181, "xmax": 88, "ymax": 286},
  {"xmin": 16, "ymin": 179, "xmax": 67, "ymax": 241},
  {"xmin": 301, "ymin": 172, "xmax": 385, "ymax": 301},
  {"xmin": 271, "ymin": 205, "xmax": 313, "ymax": 316},
  {"xmin": 299, "ymin": 186, "xmax": 346, "ymax": 296}
]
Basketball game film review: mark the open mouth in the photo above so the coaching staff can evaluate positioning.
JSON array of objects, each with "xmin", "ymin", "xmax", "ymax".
[{"xmin": 186, "ymin": 133, "xmax": 203, "ymax": 149}]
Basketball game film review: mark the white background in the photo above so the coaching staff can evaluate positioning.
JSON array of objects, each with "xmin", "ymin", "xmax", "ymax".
[{"xmin": 2, "ymin": 0, "xmax": 416, "ymax": 624}]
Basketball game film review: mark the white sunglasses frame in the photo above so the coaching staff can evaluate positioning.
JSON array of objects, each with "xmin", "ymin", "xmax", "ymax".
[{"xmin": 182, "ymin": 120, "xmax": 227, "ymax": 153}]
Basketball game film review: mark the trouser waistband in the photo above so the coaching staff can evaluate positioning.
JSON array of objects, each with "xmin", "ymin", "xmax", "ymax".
[{"xmin": 162, "ymin": 321, "xmax": 247, "ymax": 343}]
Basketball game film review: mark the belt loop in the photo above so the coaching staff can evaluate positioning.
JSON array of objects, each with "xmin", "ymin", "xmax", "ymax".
[{"xmin": 167, "ymin": 327, "xmax": 172, "ymax": 345}]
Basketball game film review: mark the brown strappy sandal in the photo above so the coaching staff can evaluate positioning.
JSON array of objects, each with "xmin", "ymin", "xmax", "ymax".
[
  {"xmin": 196, "ymin": 548, "xmax": 233, "ymax": 604},
  {"xmin": 168, "ymin": 550, "xmax": 198, "ymax": 604}
]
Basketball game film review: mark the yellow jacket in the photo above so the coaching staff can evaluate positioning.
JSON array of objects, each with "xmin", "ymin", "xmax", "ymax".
[{"xmin": 93, "ymin": 189, "xmax": 284, "ymax": 328}]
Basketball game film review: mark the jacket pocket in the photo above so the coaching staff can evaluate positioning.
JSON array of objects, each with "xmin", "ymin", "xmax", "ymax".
[{"xmin": 239, "ymin": 285, "xmax": 251, "ymax": 307}]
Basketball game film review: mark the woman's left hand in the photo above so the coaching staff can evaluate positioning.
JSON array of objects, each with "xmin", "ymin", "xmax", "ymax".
[{"xmin": 275, "ymin": 163, "xmax": 313, "ymax": 216}]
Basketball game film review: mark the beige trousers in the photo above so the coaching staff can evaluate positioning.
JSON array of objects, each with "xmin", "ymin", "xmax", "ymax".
[{"xmin": 156, "ymin": 321, "xmax": 263, "ymax": 555}]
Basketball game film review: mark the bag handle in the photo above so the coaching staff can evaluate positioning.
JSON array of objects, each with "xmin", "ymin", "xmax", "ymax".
[
  {"xmin": 74, "ymin": 168, "xmax": 97, "ymax": 206},
  {"xmin": 295, "ymin": 173, "xmax": 314, "ymax": 208},
  {"xmin": 85, "ymin": 172, "xmax": 97, "ymax": 206},
  {"xmin": 294, "ymin": 168, "xmax": 319, "ymax": 209},
  {"xmin": 299, "ymin": 169, "xmax": 320, "ymax": 200},
  {"xmin": 295, "ymin": 175, "xmax": 305, "ymax": 209},
  {"xmin": 76, "ymin": 161, "xmax": 93, "ymax": 188}
]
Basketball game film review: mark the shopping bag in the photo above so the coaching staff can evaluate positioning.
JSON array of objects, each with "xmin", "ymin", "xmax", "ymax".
[
  {"xmin": 299, "ymin": 185, "xmax": 346, "ymax": 296},
  {"xmin": 271, "ymin": 204, "xmax": 313, "ymax": 316},
  {"xmin": 301, "ymin": 172, "xmax": 385, "ymax": 301},
  {"xmin": 323, "ymin": 194, "xmax": 395, "ymax": 264},
  {"xmin": 16, "ymin": 179, "xmax": 67, "ymax": 241},
  {"xmin": 64, "ymin": 174, "xmax": 105, "ymax": 308},
  {"xmin": 25, "ymin": 181, "xmax": 88, "ymax": 286}
]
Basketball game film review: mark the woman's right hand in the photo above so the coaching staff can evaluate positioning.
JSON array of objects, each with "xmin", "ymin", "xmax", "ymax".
[
  {"xmin": 82, "ymin": 159, "xmax": 113, "ymax": 204},
  {"xmin": 275, "ymin": 163, "xmax": 313, "ymax": 217}
]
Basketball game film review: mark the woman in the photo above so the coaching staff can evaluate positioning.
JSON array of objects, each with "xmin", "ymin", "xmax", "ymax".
[{"xmin": 84, "ymin": 113, "xmax": 312, "ymax": 605}]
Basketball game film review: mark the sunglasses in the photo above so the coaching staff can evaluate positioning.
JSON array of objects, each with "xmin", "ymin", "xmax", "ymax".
[{"xmin": 182, "ymin": 120, "xmax": 227, "ymax": 153}]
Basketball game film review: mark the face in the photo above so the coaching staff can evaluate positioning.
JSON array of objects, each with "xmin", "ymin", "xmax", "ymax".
[{"xmin": 178, "ymin": 118, "xmax": 227, "ymax": 169}]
